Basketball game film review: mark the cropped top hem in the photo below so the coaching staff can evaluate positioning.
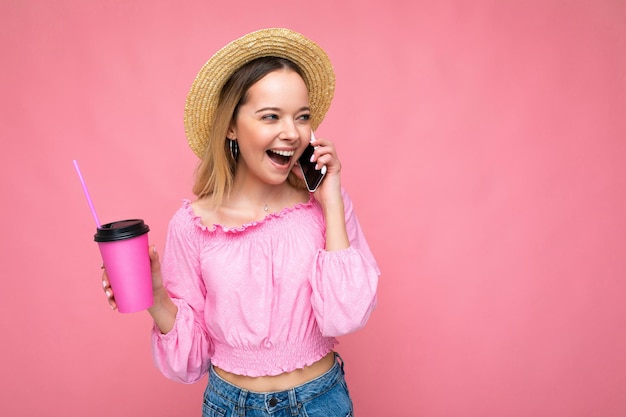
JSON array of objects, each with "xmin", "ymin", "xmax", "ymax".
[{"xmin": 211, "ymin": 336, "xmax": 337, "ymax": 377}]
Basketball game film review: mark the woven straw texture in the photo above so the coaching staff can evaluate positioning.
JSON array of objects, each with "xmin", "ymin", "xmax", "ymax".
[{"xmin": 184, "ymin": 28, "xmax": 336, "ymax": 158}]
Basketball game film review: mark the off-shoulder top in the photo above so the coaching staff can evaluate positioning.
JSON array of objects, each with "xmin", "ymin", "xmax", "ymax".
[{"xmin": 151, "ymin": 189, "xmax": 380, "ymax": 383}]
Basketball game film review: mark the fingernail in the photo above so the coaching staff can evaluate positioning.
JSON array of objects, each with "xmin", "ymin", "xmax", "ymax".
[
  {"xmin": 100, "ymin": 263, "xmax": 104, "ymax": 269},
  {"xmin": 310, "ymin": 154, "xmax": 315, "ymax": 163},
  {"xmin": 152, "ymin": 245, "xmax": 157, "ymax": 254},
  {"xmin": 110, "ymin": 304, "xmax": 116, "ymax": 310},
  {"xmin": 321, "ymin": 165, "xmax": 327, "ymax": 175},
  {"xmin": 102, "ymin": 280, "xmax": 107, "ymax": 289},
  {"xmin": 105, "ymin": 290, "xmax": 112, "ymax": 298}
]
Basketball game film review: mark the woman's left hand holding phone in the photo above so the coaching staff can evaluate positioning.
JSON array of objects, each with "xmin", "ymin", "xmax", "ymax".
[
  {"xmin": 295, "ymin": 134, "xmax": 350, "ymax": 251},
  {"xmin": 300, "ymin": 134, "xmax": 342, "ymax": 202}
]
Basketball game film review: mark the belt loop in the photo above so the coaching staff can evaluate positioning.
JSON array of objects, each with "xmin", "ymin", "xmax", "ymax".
[
  {"xmin": 335, "ymin": 352, "xmax": 345, "ymax": 374},
  {"xmin": 237, "ymin": 389, "xmax": 248, "ymax": 417},
  {"xmin": 288, "ymin": 388, "xmax": 299, "ymax": 416}
]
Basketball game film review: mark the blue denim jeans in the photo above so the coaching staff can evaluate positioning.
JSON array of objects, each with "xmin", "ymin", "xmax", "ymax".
[{"xmin": 202, "ymin": 353, "xmax": 354, "ymax": 416}]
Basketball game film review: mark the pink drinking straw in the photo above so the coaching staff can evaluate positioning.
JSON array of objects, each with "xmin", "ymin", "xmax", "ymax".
[{"xmin": 72, "ymin": 160, "xmax": 102, "ymax": 228}]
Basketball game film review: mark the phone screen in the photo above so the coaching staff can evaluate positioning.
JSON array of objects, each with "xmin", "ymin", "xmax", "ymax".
[{"xmin": 298, "ymin": 144, "xmax": 325, "ymax": 192}]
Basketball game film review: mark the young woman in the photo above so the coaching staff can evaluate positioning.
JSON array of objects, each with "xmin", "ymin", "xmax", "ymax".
[{"xmin": 102, "ymin": 28, "xmax": 380, "ymax": 416}]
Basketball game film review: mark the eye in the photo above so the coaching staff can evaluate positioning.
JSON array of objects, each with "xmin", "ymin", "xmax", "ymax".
[
  {"xmin": 262, "ymin": 114, "xmax": 279, "ymax": 121},
  {"xmin": 297, "ymin": 113, "xmax": 311, "ymax": 121}
]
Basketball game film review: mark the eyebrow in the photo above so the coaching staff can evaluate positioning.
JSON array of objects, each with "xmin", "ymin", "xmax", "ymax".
[{"xmin": 255, "ymin": 106, "xmax": 310, "ymax": 114}]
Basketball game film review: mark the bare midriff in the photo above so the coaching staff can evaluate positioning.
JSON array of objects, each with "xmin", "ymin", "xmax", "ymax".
[{"xmin": 213, "ymin": 352, "xmax": 336, "ymax": 392}]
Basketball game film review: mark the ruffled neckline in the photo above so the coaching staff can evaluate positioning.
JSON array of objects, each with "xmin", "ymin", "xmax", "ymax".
[{"xmin": 183, "ymin": 193, "xmax": 315, "ymax": 234}]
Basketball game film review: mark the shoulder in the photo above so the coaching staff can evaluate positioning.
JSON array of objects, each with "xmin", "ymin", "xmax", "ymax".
[
  {"xmin": 190, "ymin": 197, "xmax": 216, "ymax": 223},
  {"xmin": 168, "ymin": 199, "xmax": 207, "ymax": 233}
]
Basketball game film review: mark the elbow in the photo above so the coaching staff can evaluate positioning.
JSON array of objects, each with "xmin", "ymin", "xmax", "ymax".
[
  {"xmin": 156, "ymin": 359, "xmax": 208, "ymax": 384},
  {"xmin": 169, "ymin": 370, "xmax": 206, "ymax": 385},
  {"xmin": 321, "ymin": 295, "xmax": 377, "ymax": 337}
]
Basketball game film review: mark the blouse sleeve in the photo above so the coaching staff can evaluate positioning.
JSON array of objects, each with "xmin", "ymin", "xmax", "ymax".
[
  {"xmin": 151, "ymin": 206, "xmax": 214, "ymax": 383},
  {"xmin": 310, "ymin": 189, "xmax": 381, "ymax": 337}
]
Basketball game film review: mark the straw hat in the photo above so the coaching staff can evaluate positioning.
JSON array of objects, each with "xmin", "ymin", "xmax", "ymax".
[{"xmin": 184, "ymin": 28, "xmax": 336, "ymax": 158}]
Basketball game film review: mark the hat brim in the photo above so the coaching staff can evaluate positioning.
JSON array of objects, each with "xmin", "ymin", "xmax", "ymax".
[{"xmin": 184, "ymin": 28, "xmax": 336, "ymax": 158}]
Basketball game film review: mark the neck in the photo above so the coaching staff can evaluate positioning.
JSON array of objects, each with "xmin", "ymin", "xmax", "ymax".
[{"xmin": 228, "ymin": 173, "xmax": 291, "ymax": 211}]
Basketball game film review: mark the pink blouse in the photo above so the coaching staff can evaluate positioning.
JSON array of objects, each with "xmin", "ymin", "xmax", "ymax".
[{"xmin": 151, "ymin": 189, "xmax": 380, "ymax": 383}]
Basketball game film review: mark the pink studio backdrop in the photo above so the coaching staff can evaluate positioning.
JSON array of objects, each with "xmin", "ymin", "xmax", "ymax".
[{"xmin": 1, "ymin": 1, "xmax": 625, "ymax": 416}]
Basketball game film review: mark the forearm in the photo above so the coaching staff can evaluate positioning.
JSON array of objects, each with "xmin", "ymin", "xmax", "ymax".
[
  {"xmin": 148, "ymin": 288, "xmax": 178, "ymax": 334},
  {"xmin": 321, "ymin": 195, "xmax": 350, "ymax": 251}
]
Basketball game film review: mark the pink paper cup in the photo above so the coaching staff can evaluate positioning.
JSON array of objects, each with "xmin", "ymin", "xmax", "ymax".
[{"xmin": 94, "ymin": 219, "xmax": 153, "ymax": 313}]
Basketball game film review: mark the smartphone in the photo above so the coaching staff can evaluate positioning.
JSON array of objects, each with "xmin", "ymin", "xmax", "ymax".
[{"xmin": 298, "ymin": 132, "xmax": 326, "ymax": 192}]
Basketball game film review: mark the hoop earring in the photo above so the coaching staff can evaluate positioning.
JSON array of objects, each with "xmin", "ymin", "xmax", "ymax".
[{"xmin": 229, "ymin": 139, "xmax": 239, "ymax": 161}]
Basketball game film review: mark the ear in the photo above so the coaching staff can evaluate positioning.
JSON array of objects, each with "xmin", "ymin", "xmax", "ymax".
[{"xmin": 226, "ymin": 124, "xmax": 237, "ymax": 140}]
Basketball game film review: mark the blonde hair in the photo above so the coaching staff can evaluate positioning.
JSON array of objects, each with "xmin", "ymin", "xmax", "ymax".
[{"xmin": 192, "ymin": 57, "xmax": 307, "ymax": 205}]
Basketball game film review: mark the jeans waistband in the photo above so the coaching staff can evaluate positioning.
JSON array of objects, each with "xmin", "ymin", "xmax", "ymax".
[{"xmin": 207, "ymin": 353, "xmax": 345, "ymax": 411}]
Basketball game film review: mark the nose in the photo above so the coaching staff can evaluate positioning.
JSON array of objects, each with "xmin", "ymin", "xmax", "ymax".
[{"xmin": 278, "ymin": 120, "xmax": 300, "ymax": 142}]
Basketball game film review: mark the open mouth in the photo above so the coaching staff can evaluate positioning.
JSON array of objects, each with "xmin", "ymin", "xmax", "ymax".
[{"xmin": 267, "ymin": 149, "xmax": 295, "ymax": 166}]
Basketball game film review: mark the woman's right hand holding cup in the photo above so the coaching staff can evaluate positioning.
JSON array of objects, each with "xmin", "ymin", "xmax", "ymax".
[
  {"xmin": 101, "ymin": 245, "xmax": 164, "ymax": 311},
  {"xmin": 101, "ymin": 245, "xmax": 177, "ymax": 333},
  {"xmin": 101, "ymin": 265, "xmax": 117, "ymax": 310}
]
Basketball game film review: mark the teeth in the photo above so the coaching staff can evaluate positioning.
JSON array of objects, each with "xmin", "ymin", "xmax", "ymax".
[{"xmin": 269, "ymin": 149, "xmax": 295, "ymax": 157}]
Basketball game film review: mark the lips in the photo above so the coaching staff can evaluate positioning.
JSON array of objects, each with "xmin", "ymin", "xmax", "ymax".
[{"xmin": 267, "ymin": 149, "xmax": 295, "ymax": 166}]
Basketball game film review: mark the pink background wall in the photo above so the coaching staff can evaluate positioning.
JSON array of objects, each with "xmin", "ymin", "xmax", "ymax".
[{"xmin": 2, "ymin": 1, "xmax": 625, "ymax": 416}]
